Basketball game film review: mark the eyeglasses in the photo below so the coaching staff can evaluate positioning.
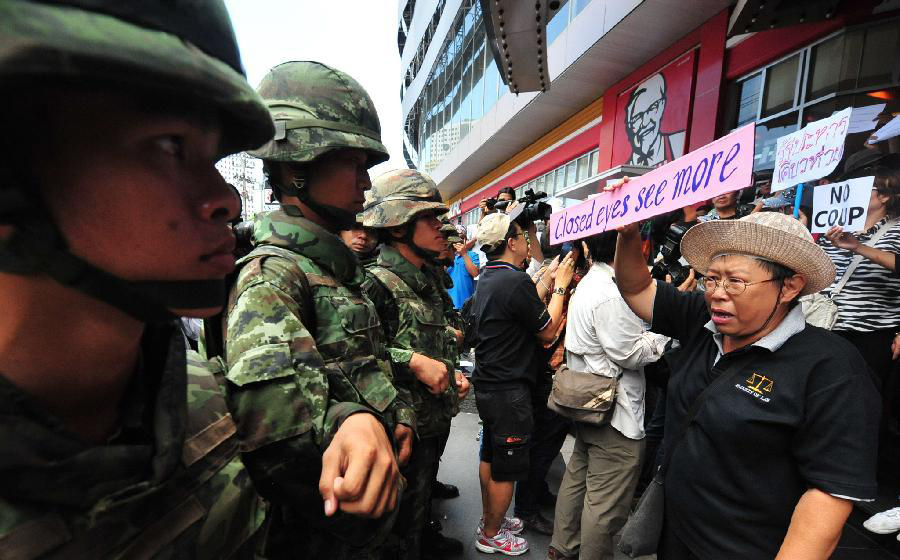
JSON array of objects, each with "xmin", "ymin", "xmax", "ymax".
[
  {"xmin": 513, "ymin": 231, "xmax": 530, "ymax": 242},
  {"xmin": 701, "ymin": 277, "xmax": 777, "ymax": 295}
]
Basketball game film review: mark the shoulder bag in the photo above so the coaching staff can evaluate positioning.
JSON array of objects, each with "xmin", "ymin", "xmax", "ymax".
[
  {"xmin": 801, "ymin": 217, "xmax": 899, "ymax": 329},
  {"xmin": 618, "ymin": 351, "xmax": 758, "ymax": 557},
  {"xmin": 546, "ymin": 366, "xmax": 618, "ymax": 426}
]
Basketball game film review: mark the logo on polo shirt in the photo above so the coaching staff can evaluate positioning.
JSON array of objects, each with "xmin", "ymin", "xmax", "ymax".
[{"xmin": 735, "ymin": 373, "xmax": 774, "ymax": 403}]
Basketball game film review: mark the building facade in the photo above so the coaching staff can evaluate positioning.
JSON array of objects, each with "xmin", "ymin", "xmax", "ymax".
[
  {"xmin": 398, "ymin": 0, "xmax": 900, "ymax": 227},
  {"xmin": 215, "ymin": 152, "xmax": 275, "ymax": 219}
]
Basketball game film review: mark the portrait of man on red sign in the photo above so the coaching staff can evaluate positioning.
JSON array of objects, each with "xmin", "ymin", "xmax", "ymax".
[{"xmin": 613, "ymin": 50, "xmax": 696, "ymax": 168}]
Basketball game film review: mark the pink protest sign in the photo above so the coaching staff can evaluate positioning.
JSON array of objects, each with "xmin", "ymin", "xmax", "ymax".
[{"xmin": 548, "ymin": 123, "xmax": 755, "ymax": 245}]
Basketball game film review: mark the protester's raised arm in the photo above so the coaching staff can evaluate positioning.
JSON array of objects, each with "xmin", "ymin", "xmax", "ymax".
[{"xmin": 613, "ymin": 222, "xmax": 656, "ymax": 323}]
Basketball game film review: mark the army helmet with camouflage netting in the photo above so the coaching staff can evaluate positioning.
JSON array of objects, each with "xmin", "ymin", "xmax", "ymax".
[
  {"xmin": 248, "ymin": 61, "xmax": 389, "ymax": 168},
  {"xmin": 360, "ymin": 169, "xmax": 448, "ymax": 229},
  {"xmin": 1, "ymin": 1, "xmax": 274, "ymax": 155},
  {"xmin": 440, "ymin": 217, "xmax": 462, "ymax": 244},
  {"xmin": 0, "ymin": 0, "xmax": 273, "ymax": 322}
]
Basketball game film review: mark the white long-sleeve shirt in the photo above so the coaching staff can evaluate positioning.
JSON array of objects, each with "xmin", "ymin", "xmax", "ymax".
[{"xmin": 565, "ymin": 262, "xmax": 670, "ymax": 439}]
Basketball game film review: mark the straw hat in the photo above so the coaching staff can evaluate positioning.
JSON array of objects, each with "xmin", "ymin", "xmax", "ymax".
[{"xmin": 680, "ymin": 212, "xmax": 836, "ymax": 296}]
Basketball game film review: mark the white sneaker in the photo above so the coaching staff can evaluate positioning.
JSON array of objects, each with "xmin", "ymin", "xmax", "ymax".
[
  {"xmin": 474, "ymin": 527, "xmax": 529, "ymax": 555},
  {"xmin": 863, "ymin": 506, "xmax": 900, "ymax": 534},
  {"xmin": 476, "ymin": 516, "xmax": 524, "ymax": 535}
]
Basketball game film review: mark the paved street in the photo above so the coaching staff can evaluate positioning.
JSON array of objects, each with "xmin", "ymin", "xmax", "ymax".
[
  {"xmin": 433, "ymin": 411, "xmax": 652, "ymax": 559},
  {"xmin": 434, "ymin": 407, "xmax": 900, "ymax": 559}
]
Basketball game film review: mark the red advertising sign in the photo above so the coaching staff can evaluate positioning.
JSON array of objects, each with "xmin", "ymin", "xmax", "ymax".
[{"xmin": 612, "ymin": 50, "xmax": 697, "ymax": 168}]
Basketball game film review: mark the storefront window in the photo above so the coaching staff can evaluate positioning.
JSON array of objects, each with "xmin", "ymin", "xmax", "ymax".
[
  {"xmin": 859, "ymin": 22, "xmax": 899, "ymax": 88},
  {"xmin": 761, "ymin": 53, "xmax": 800, "ymax": 117},
  {"xmin": 807, "ymin": 32, "xmax": 862, "ymax": 99},
  {"xmin": 576, "ymin": 154, "xmax": 589, "ymax": 182},
  {"xmin": 754, "ymin": 112, "xmax": 799, "ymax": 170},
  {"xmin": 725, "ymin": 18, "xmax": 900, "ymax": 171}
]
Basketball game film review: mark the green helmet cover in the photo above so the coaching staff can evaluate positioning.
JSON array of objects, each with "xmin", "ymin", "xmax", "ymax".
[
  {"xmin": 0, "ymin": 0, "xmax": 274, "ymax": 155},
  {"xmin": 360, "ymin": 169, "xmax": 448, "ymax": 229},
  {"xmin": 249, "ymin": 61, "xmax": 389, "ymax": 167},
  {"xmin": 0, "ymin": 0, "xmax": 274, "ymax": 322}
]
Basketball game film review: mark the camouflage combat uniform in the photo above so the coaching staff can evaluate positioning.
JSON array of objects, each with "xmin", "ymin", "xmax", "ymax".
[
  {"xmin": 220, "ymin": 61, "xmax": 413, "ymax": 558},
  {"xmin": 360, "ymin": 170, "xmax": 460, "ymax": 559},
  {"xmin": 0, "ymin": 1, "xmax": 273, "ymax": 558},
  {"xmin": 0, "ymin": 327, "xmax": 266, "ymax": 559},
  {"xmin": 224, "ymin": 206, "xmax": 414, "ymax": 559}
]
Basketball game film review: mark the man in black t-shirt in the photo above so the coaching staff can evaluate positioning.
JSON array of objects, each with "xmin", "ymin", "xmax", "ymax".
[
  {"xmin": 611, "ymin": 198, "xmax": 879, "ymax": 559},
  {"xmin": 469, "ymin": 211, "xmax": 575, "ymax": 556}
]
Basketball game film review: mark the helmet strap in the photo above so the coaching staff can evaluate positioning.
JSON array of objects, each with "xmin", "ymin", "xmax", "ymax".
[
  {"xmin": 0, "ymin": 215, "xmax": 224, "ymax": 323},
  {"xmin": 399, "ymin": 223, "xmax": 442, "ymax": 262},
  {"xmin": 273, "ymin": 172, "xmax": 358, "ymax": 231}
]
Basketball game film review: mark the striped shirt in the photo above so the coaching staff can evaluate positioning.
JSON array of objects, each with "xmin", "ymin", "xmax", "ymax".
[{"xmin": 819, "ymin": 217, "xmax": 900, "ymax": 332}]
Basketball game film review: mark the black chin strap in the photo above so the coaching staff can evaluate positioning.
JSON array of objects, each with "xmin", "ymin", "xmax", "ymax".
[
  {"xmin": 0, "ymin": 218, "xmax": 224, "ymax": 323},
  {"xmin": 400, "ymin": 226, "xmax": 442, "ymax": 262},
  {"xmin": 275, "ymin": 176, "xmax": 358, "ymax": 231}
]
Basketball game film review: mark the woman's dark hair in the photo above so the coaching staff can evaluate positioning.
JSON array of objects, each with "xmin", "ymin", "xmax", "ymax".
[
  {"xmin": 583, "ymin": 230, "xmax": 618, "ymax": 264},
  {"xmin": 483, "ymin": 221, "xmax": 518, "ymax": 259},
  {"xmin": 873, "ymin": 166, "xmax": 900, "ymax": 218},
  {"xmin": 498, "ymin": 186, "xmax": 516, "ymax": 200},
  {"xmin": 540, "ymin": 229, "xmax": 561, "ymax": 260},
  {"xmin": 755, "ymin": 258, "xmax": 801, "ymax": 308}
]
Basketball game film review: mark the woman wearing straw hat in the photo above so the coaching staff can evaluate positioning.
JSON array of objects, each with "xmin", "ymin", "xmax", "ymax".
[{"xmin": 611, "ymin": 185, "xmax": 880, "ymax": 559}]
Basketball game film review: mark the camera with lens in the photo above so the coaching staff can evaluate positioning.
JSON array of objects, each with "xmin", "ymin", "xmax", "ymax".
[
  {"xmin": 484, "ymin": 196, "xmax": 498, "ymax": 210},
  {"xmin": 495, "ymin": 189, "xmax": 553, "ymax": 225},
  {"xmin": 650, "ymin": 222, "xmax": 691, "ymax": 286}
]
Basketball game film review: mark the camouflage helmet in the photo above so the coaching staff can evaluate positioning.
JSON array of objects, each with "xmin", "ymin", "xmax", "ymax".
[
  {"xmin": 440, "ymin": 217, "xmax": 462, "ymax": 244},
  {"xmin": 360, "ymin": 169, "xmax": 448, "ymax": 228},
  {"xmin": 0, "ymin": 1, "xmax": 274, "ymax": 155},
  {"xmin": 248, "ymin": 61, "xmax": 389, "ymax": 167}
]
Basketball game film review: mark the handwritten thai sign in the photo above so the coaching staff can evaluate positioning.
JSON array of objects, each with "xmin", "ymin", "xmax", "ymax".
[
  {"xmin": 548, "ymin": 124, "xmax": 755, "ymax": 244},
  {"xmin": 772, "ymin": 108, "xmax": 851, "ymax": 192},
  {"xmin": 810, "ymin": 177, "xmax": 873, "ymax": 234}
]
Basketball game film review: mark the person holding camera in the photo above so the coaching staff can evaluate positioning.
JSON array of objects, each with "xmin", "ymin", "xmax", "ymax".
[
  {"xmin": 479, "ymin": 186, "xmax": 516, "ymax": 218},
  {"xmin": 611, "ymin": 178, "xmax": 879, "ymax": 558},
  {"xmin": 470, "ymin": 211, "xmax": 576, "ymax": 556}
]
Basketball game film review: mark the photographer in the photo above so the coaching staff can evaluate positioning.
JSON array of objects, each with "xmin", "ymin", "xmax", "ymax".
[
  {"xmin": 470, "ymin": 210, "xmax": 576, "ymax": 556},
  {"xmin": 612, "ymin": 178, "xmax": 879, "ymax": 558},
  {"xmin": 479, "ymin": 186, "xmax": 516, "ymax": 218}
]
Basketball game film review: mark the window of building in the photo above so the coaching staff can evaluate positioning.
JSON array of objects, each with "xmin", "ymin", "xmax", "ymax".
[
  {"xmin": 547, "ymin": 1, "xmax": 570, "ymax": 45},
  {"xmin": 724, "ymin": 17, "xmax": 900, "ymax": 171}
]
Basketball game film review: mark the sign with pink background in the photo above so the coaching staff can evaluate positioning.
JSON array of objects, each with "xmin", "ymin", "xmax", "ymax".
[{"xmin": 548, "ymin": 123, "xmax": 756, "ymax": 244}]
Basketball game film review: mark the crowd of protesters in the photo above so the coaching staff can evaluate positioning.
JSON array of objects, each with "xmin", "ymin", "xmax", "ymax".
[{"xmin": 2, "ymin": 2, "xmax": 900, "ymax": 559}]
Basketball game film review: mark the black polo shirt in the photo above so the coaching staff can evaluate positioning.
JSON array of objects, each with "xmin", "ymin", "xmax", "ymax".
[
  {"xmin": 471, "ymin": 261, "xmax": 550, "ymax": 389},
  {"xmin": 652, "ymin": 280, "xmax": 879, "ymax": 560}
]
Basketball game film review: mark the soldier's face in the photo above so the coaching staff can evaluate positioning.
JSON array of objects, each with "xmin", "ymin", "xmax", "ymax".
[
  {"xmin": 411, "ymin": 212, "xmax": 447, "ymax": 253},
  {"xmin": 340, "ymin": 226, "xmax": 378, "ymax": 253},
  {"xmin": 307, "ymin": 149, "xmax": 372, "ymax": 214},
  {"xmin": 28, "ymin": 88, "xmax": 239, "ymax": 314}
]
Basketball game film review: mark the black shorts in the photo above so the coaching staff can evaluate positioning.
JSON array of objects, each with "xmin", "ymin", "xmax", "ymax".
[{"xmin": 475, "ymin": 383, "xmax": 534, "ymax": 482}]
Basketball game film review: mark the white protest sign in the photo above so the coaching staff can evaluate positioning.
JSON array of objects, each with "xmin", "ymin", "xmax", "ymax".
[
  {"xmin": 810, "ymin": 177, "xmax": 874, "ymax": 234},
  {"xmin": 773, "ymin": 107, "xmax": 851, "ymax": 192},
  {"xmin": 848, "ymin": 103, "xmax": 885, "ymax": 133},
  {"xmin": 869, "ymin": 115, "xmax": 900, "ymax": 144}
]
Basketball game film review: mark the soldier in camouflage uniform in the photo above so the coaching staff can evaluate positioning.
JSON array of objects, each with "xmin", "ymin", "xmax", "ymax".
[
  {"xmin": 0, "ymin": 1, "xmax": 274, "ymax": 557},
  {"xmin": 360, "ymin": 169, "xmax": 471, "ymax": 559},
  {"xmin": 222, "ymin": 61, "xmax": 414, "ymax": 559}
]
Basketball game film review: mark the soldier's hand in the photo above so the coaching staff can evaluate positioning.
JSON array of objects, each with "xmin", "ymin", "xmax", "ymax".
[
  {"xmin": 320, "ymin": 412, "xmax": 399, "ymax": 519},
  {"xmin": 455, "ymin": 371, "xmax": 470, "ymax": 401},
  {"xmin": 409, "ymin": 353, "xmax": 450, "ymax": 395},
  {"xmin": 453, "ymin": 328, "xmax": 464, "ymax": 348},
  {"xmin": 393, "ymin": 423, "xmax": 413, "ymax": 467}
]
